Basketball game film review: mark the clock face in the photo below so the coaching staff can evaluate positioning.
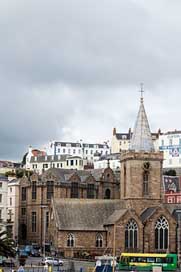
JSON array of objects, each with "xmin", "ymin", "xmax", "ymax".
[{"xmin": 143, "ymin": 162, "xmax": 150, "ymax": 170}]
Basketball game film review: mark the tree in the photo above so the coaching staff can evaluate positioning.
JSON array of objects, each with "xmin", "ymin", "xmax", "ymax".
[{"xmin": 0, "ymin": 230, "xmax": 16, "ymax": 257}]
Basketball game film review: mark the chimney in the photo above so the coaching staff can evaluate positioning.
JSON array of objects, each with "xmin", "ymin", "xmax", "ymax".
[{"xmin": 113, "ymin": 127, "xmax": 116, "ymax": 136}]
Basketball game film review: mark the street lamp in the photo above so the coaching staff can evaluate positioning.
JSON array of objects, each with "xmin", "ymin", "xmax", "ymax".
[{"xmin": 41, "ymin": 205, "xmax": 48, "ymax": 259}]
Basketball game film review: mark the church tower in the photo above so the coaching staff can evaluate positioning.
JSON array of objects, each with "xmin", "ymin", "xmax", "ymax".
[{"xmin": 120, "ymin": 90, "xmax": 163, "ymax": 210}]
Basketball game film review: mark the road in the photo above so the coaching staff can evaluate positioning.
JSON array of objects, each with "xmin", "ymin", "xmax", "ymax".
[{"xmin": 1, "ymin": 256, "xmax": 95, "ymax": 272}]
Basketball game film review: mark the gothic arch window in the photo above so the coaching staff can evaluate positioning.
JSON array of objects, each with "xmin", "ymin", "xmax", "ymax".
[
  {"xmin": 155, "ymin": 216, "xmax": 169, "ymax": 250},
  {"xmin": 96, "ymin": 233, "xmax": 103, "ymax": 248},
  {"xmin": 71, "ymin": 182, "xmax": 79, "ymax": 198},
  {"xmin": 32, "ymin": 181, "xmax": 37, "ymax": 200},
  {"xmin": 67, "ymin": 233, "xmax": 75, "ymax": 247},
  {"xmin": 104, "ymin": 188, "xmax": 111, "ymax": 199},
  {"xmin": 125, "ymin": 219, "xmax": 138, "ymax": 249}
]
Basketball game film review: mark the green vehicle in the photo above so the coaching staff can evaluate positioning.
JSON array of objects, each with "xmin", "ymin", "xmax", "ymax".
[{"xmin": 118, "ymin": 253, "xmax": 177, "ymax": 271}]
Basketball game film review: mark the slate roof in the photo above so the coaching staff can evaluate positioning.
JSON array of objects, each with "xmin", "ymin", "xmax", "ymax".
[
  {"xmin": 140, "ymin": 207, "xmax": 156, "ymax": 223},
  {"xmin": 53, "ymin": 199, "xmax": 126, "ymax": 231},
  {"xmin": 54, "ymin": 142, "xmax": 109, "ymax": 148},
  {"xmin": 104, "ymin": 209, "xmax": 127, "ymax": 225},
  {"xmin": 130, "ymin": 98, "xmax": 154, "ymax": 152},
  {"xmin": 30, "ymin": 155, "xmax": 68, "ymax": 163},
  {"xmin": 116, "ymin": 133, "xmax": 132, "ymax": 140},
  {"xmin": 41, "ymin": 168, "xmax": 104, "ymax": 183}
]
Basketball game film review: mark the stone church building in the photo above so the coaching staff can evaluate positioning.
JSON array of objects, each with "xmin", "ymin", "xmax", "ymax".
[{"xmin": 48, "ymin": 97, "xmax": 181, "ymax": 262}]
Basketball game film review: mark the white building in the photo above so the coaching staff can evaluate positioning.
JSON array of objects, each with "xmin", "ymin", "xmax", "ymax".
[
  {"xmin": 94, "ymin": 153, "xmax": 120, "ymax": 170},
  {"xmin": 111, "ymin": 127, "xmax": 161, "ymax": 153},
  {"xmin": 7, "ymin": 179, "xmax": 19, "ymax": 241},
  {"xmin": 159, "ymin": 130, "xmax": 181, "ymax": 171},
  {"xmin": 46, "ymin": 141, "xmax": 110, "ymax": 163},
  {"xmin": 29, "ymin": 154, "xmax": 87, "ymax": 174},
  {"xmin": 0, "ymin": 175, "xmax": 8, "ymax": 230}
]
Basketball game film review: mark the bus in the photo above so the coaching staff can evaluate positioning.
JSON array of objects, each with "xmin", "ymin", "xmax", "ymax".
[{"xmin": 118, "ymin": 253, "xmax": 177, "ymax": 271}]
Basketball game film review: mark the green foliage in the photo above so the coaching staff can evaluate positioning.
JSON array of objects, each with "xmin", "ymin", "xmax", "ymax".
[
  {"xmin": 5, "ymin": 169, "xmax": 33, "ymax": 178},
  {"xmin": 22, "ymin": 152, "xmax": 28, "ymax": 166},
  {"xmin": 163, "ymin": 169, "xmax": 177, "ymax": 176},
  {"xmin": 0, "ymin": 230, "xmax": 16, "ymax": 257}
]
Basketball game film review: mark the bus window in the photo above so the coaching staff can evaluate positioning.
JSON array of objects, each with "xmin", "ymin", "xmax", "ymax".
[
  {"xmin": 156, "ymin": 258, "xmax": 162, "ymax": 263},
  {"xmin": 137, "ymin": 257, "xmax": 146, "ymax": 263},
  {"xmin": 165, "ymin": 257, "xmax": 173, "ymax": 263},
  {"xmin": 147, "ymin": 257, "xmax": 155, "ymax": 263}
]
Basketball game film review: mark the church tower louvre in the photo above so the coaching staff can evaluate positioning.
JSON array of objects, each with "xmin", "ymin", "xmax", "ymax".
[{"xmin": 120, "ymin": 90, "xmax": 163, "ymax": 210}]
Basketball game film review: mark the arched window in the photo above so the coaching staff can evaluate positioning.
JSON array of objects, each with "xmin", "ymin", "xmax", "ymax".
[
  {"xmin": 71, "ymin": 182, "xmax": 79, "ymax": 198},
  {"xmin": 155, "ymin": 216, "xmax": 169, "ymax": 250},
  {"xmin": 96, "ymin": 233, "xmax": 103, "ymax": 248},
  {"xmin": 47, "ymin": 181, "xmax": 54, "ymax": 200},
  {"xmin": 32, "ymin": 181, "xmax": 37, "ymax": 200},
  {"xmin": 104, "ymin": 188, "xmax": 111, "ymax": 199},
  {"xmin": 125, "ymin": 219, "xmax": 138, "ymax": 249},
  {"xmin": 67, "ymin": 233, "xmax": 75, "ymax": 247},
  {"xmin": 143, "ymin": 171, "xmax": 149, "ymax": 196}
]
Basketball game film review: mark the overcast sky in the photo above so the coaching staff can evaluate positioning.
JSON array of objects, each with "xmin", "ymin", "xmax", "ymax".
[{"xmin": 1, "ymin": 0, "xmax": 181, "ymax": 161}]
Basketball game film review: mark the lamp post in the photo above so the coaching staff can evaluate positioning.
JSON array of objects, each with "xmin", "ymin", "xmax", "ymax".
[{"xmin": 41, "ymin": 205, "xmax": 48, "ymax": 259}]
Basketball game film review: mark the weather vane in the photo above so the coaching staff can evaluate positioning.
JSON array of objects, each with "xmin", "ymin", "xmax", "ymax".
[{"xmin": 139, "ymin": 82, "xmax": 144, "ymax": 102}]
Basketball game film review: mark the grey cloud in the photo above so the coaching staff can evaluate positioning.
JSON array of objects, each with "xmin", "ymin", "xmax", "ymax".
[{"xmin": 0, "ymin": 1, "xmax": 181, "ymax": 160}]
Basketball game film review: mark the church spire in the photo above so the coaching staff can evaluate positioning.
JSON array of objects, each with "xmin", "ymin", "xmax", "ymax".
[{"xmin": 130, "ymin": 84, "xmax": 154, "ymax": 152}]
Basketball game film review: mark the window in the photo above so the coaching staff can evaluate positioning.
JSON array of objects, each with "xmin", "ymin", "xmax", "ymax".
[
  {"xmin": 155, "ymin": 216, "xmax": 169, "ymax": 250},
  {"xmin": 70, "ymin": 160, "xmax": 74, "ymax": 166},
  {"xmin": 68, "ymin": 149, "xmax": 71, "ymax": 154},
  {"xmin": 63, "ymin": 149, "xmax": 66, "ymax": 153},
  {"xmin": 86, "ymin": 150, "xmax": 88, "ymax": 154},
  {"xmin": 22, "ymin": 207, "xmax": 26, "ymax": 216},
  {"xmin": 161, "ymin": 140, "xmax": 164, "ymax": 146},
  {"xmin": 21, "ymin": 187, "xmax": 27, "ymax": 201},
  {"xmin": 125, "ymin": 219, "xmax": 138, "ymax": 249},
  {"xmin": 75, "ymin": 160, "xmax": 78, "ymax": 166},
  {"xmin": 87, "ymin": 184, "xmax": 95, "ymax": 199},
  {"xmin": 58, "ymin": 148, "xmax": 60, "ymax": 153},
  {"xmin": 71, "ymin": 182, "xmax": 79, "ymax": 198},
  {"xmin": 57, "ymin": 163, "xmax": 59, "ymax": 168},
  {"xmin": 32, "ymin": 181, "xmax": 37, "ymax": 200},
  {"xmin": 32, "ymin": 212, "xmax": 36, "ymax": 232},
  {"xmin": 66, "ymin": 160, "xmax": 68, "ymax": 166},
  {"xmin": 169, "ymin": 139, "xmax": 172, "ymax": 146},
  {"xmin": 73, "ymin": 149, "xmax": 76, "ymax": 154},
  {"xmin": 0, "ymin": 183, "xmax": 2, "ymax": 188},
  {"xmin": 43, "ymin": 164, "xmax": 48, "ymax": 169},
  {"xmin": 10, "ymin": 187, "xmax": 12, "ymax": 193},
  {"xmin": 143, "ymin": 171, "xmax": 149, "ymax": 196},
  {"xmin": 47, "ymin": 181, "xmax": 54, "ymax": 200},
  {"xmin": 0, "ymin": 194, "xmax": 2, "ymax": 203},
  {"xmin": 67, "ymin": 234, "xmax": 75, "ymax": 247},
  {"xmin": 104, "ymin": 188, "xmax": 111, "ymax": 199},
  {"xmin": 0, "ymin": 210, "xmax": 2, "ymax": 220},
  {"xmin": 46, "ymin": 211, "xmax": 49, "ymax": 232},
  {"xmin": 96, "ymin": 233, "xmax": 103, "ymax": 248},
  {"xmin": 179, "ymin": 139, "xmax": 181, "ymax": 146},
  {"xmin": 10, "ymin": 198, "xmax": 12, "ymax": 206},
  {"xmin": 32, "ymin": 164, "xmax": 37, "ymax": 169}
]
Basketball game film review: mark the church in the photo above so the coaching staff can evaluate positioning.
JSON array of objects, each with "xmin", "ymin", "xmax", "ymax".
[{"xmin": 49, "ymin": 95, "xmax": 181, "ymax": 263}]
